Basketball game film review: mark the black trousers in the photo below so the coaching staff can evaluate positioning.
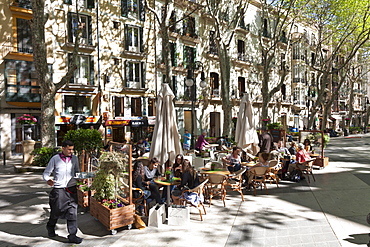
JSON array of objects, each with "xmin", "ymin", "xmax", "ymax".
[{"xmin": 47, "ymin": 186, "xmax": 78, "ymax": 236}]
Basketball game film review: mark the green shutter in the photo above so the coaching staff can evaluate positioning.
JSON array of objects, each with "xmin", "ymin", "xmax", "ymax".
[
  {"xmin": 68, "ymin": 53, "xmax": 74, "ymax": 83},
  {"xmin": 125, "ymin": 60, "xmax": 129, "ymax": 87},
  {"xmin": 139, "ymin": 0, "xmax": 145, "ymax": 21},
  {"xmin": 67, "ymin": 12, "xmax": 73, "ymax": 43},
  {"xmin": 87, "ymin": 0, "xmax": 95, "ymax": 9},
  {"xmin": 88, "ymin": 16, "xmax": 92, "ymax": 45},
  {"xmin": 139, "ymin": 27, "xmax": 144, "ymax": 53},
  {"xmin": 141, "ymin": 62, "xmax": 146, "ymax": 88},
  {"xmin": 125, "ymin": 24, "xmax": 129, "ymax": 50},
  {"xmin": 90, "ymin": 56, "xmax": 94, "ymax": 85},
  {"xmin": 121, "ymin": 0, "xmax": 128, "ymax": 17}
]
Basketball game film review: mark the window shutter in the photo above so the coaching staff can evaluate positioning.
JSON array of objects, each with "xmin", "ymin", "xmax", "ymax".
[
  {"xmin": 68, "ymin": 53, "xmax": 74, "ymax": 83},
  {"xmin": 139, "ymin": 27, "xmax": 144, "ymax": 53},
  {"xmin": 90, "ymin": 56, "xmax": 94, "ymax": 85},
  {"xmin": 124, "ymin": 24, "xmax": 129, "ymax": 50},
  {"xmin": 87, "ymin": 0, "xmax": 95, "ymax": 9},
  {"xmin": 67, "ymin": 12, "xmax": 73, "ymax": 43},
  {"xmin": 139, "ymin": 0, "xmax": 145, "ymax": 21},
  {"xmin": 121, "ymin": 0, "xmax": 128, "ymax": 17},
  {"xmin": 125, "ymin": 60, "xmax": 129, "ymax": 87},
  {"xmin": 141, "ymin": 62, "xmax": 146, "ymax": 89},
  {"xmin": 88, "ymin": 16, "xmax": 92, "ymax": 45},
  {"xmin": 172, "ymin": 76, "xmax": 177, "ymax": 98}
]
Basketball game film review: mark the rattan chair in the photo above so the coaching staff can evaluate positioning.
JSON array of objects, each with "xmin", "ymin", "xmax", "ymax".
[
  {"xmin": 207, "ymin": 174, "xmax": 227, "ymax": 207},
  {"xmin": 180, "ymin": 179, "xmax": 209, "ymax": 221},
  {"xmin": 227, "ymin": 166, "xmax": 247, "ymax": 201},
  {"xmin": 250, "ymin": 166, "xmax": 269, "ymax": 196}
]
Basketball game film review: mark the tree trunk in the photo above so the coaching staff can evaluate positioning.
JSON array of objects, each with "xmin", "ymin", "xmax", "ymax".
[{"xmin": 218, "ymin": 43, "xmax": 232, "ymax": 137}]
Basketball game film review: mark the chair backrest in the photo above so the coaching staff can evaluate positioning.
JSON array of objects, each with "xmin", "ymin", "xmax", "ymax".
[
  {"xmin": 269, "ymin": 160, "xmax": 278, "ymax": 167},
  {"xmin": 252, "ymin": 166, "xmax": 269, "ymax": 176},
  {"xmin": 217, "ymin": 153, "xmax": 227, "ymax": 162},
  {"xmin": 205, "ymin": 161, "xmax": 223, "ymax": 170},
  {"xmin": 189, "ymin": 178, "xmax": 209, "ymax": 196},
  {"xmin": 233, "ymin": 166, "xmax": 247, "ymax": 177},
  {"xmin": 208, "ymin": 174, "xmax": 227, "ymax": 184}
]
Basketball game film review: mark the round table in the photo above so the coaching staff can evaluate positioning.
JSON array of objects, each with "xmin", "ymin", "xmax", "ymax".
[
  {"xmin": 199, "ymin": 168, "xmax": 230, "ymax": 175},
  {"xmin": 241, "ymin": 162, "xmax": 257, "ymax": 167},
  {"xmin": 154, "ymin": 178, "xmax": 181, "ymax": 205}
]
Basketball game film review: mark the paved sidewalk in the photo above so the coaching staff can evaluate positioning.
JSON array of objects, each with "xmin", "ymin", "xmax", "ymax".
[{"xmin": 0, "ymin": 134, "xmax": 370, "ymax": 246}]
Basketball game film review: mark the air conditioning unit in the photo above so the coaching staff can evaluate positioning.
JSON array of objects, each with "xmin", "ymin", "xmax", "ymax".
[
  {"xmin": 77, "ymin": 78, "xmax": 88, "ymax": 85},
  {"xmin": 128, "ymin": 46, "xmax": 138, "ymax": 53}
]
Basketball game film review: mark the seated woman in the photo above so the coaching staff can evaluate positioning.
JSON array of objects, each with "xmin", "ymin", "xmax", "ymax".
[
  {"xmin": 144, "ymin": 157, "xmax": 161, "ymax": 183},
  {"xmin": 171, "ymin": 159, "xmax": 200, "ymax": 205},
  {"xmin": 133, "ymin": 161, "xmax": 162, "ymax": 213},
  {"xmin": 303, "ymin": 139, "xmax": 312, "ymax": 152},
  {"xmin": 222, "ymin": 146, "xmax": 242, "ymax": 173},
  {"xmin": 288, "ymin": 143, "xmax": 314, "ymax": 174},
  {"xmin": 173, "ymin": 154, "xmax": 184, "ymax": 178},
  {"xmin": 246, "ymin": 152, "xmax": 270, "ymax": 186}
]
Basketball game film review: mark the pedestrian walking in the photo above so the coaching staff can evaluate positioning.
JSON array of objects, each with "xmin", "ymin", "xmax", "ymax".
[
  {"xmin": 42, "ymin": 140, "xmax": 83, "ymax": 244},
  {"xmin": 183, "ymin": 129, "xmax": 191, "ymax": 150}
]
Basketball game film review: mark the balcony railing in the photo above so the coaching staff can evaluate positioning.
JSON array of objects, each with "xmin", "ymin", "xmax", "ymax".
[
  {"xmin": 12, "ymin": 0, "xmax": 32, "ymax": 9},
  {"xmin": 1, "ymin": 42, "xmax": 33, "ymax": 58}
]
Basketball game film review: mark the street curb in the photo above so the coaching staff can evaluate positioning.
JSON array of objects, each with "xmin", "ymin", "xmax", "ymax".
[{"xmin": 13, "ymin": 165, "xmax": 46, "ymax": 173}]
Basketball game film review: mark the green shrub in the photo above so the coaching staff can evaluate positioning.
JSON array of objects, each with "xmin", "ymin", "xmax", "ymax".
[
  {"xmin": 31, "ymin": 147, "xmax": 59, "ymax": 167},
  {"xmin": 266, "ymin": 122, "xmax": 283, "ymax": 130},
  {"xmin": 63, "ymin": 128, "xmax": 103, "ymax": 157},
  {"xmin": 349, "ymin": 126, "xmax": 362, "ymax": 133}
]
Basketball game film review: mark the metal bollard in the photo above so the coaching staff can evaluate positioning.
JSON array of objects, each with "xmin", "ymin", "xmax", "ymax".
[{"xmin": 3, "ymin": 151, "xmax": 5, "ymax": 166}]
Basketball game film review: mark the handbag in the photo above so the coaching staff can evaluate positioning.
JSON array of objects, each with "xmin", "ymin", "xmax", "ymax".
[{"xmin": 168, "ymin": 205, "xmax": 190, "ymax": 226}]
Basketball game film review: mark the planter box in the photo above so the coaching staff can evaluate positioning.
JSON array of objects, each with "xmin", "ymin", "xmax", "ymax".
[
  {"xmin": 313, "ymin": 157, "xmax": 329, "ymax": 168},
  {"xmin": 90, "ymin": 196, "xmax": 135, "ymax": 231}
]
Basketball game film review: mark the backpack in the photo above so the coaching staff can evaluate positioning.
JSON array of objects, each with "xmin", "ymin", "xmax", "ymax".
[{"xmin": 290, "ymin": 169, "xmax": 301, "ymax": 182}]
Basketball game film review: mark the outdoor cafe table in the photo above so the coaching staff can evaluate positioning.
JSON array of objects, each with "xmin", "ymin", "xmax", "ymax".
[
  {"xmin": 241, "ymin": 162, "xmax": 257, "ymax": 167},
  {"xmin": 199, "ymin": 168, "xmax": 231, "ymax": 176},
  {"xmin": 154, "ymin": 177, "xmax": 181, "ymax": 205}
]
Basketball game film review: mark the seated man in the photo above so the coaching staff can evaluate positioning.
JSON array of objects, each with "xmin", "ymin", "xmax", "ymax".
[{"xmin": 246, "ymin": 152, "xmax": 270, "ymax": 187}]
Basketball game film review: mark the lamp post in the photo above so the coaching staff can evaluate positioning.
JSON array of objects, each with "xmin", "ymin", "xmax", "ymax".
[{"xmin": 185, "ymin": 61, "xmax": 206, "ymax": 149}]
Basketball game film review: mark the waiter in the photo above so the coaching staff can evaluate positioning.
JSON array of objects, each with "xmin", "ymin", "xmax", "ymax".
[{"xmin": 43, "ymin": 140, "xmax": 83, "ymax": 244}]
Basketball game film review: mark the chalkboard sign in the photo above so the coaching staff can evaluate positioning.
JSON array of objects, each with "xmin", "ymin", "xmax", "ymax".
[{"xmin": 268, "ymin": 129, "xmax": 286, "ymax": 145}]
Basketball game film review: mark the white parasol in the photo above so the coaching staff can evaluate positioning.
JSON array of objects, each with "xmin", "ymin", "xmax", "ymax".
[
  {"xmin": 235, "ymin": 93, "xmax": 260, "ymax": 155},
  {"xmin": 149, "ymin": 83, "xmax": 183, "ymax": 166}
]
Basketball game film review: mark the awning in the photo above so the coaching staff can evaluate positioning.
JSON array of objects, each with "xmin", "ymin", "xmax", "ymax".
[
  {"xmin": 105, "ymin": 119, "xmax": 130, "ymax": 126},
  {"xmin": 55, "ymin": 116, "xmax": 101, "ymax": 125},
  {"xmin": 148, "ymin": 116, "xmax": 156, "ymax": 125},
  {"xmin": 130, "ymin": 119, "xmax": 148, "ymax": 127}
]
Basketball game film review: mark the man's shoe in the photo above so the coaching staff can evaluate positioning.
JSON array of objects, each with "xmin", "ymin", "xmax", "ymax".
[
  {"xmin": 46, "ymin": 225, "xmax": 56, "ymax": 237},
  {"xmin": 68, "ymin": 235, "xmax": 83, "ymax": 244}
]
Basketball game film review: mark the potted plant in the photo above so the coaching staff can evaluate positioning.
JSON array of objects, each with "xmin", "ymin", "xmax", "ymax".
[
  {"xmin": 90, "ymin": 151, "xmax": 135, "ymax": 233},
  {"xmin": 76, "ymin": 181, "xmax": 94, "ymax": 208},
  {"xmin": 266, "ymin": 122, "xmax": 283, "ymax": 130},
  {"xmin": 17, "ymin": 114, "xmax": 38, "ymax": 141}
]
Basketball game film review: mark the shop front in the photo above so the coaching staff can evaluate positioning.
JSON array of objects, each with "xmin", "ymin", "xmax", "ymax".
[
  {"xmin": 104, "ymin": 119, "xmax": 131, "ymax": 143},
  {"xmin": 55, "ymin": 116, "xmax": 101, "ymax": 146}
]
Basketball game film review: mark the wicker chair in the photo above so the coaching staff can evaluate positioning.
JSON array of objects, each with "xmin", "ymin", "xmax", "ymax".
[
  {"xmin": 207, "ymin": 174, "xmax": 227, "ymax": 207},
  {"xmin": 179, "ymin": 179, "xmax": 209, "ymax": 221},
  {"xmin": 226, "ymin": 166, "xmax": 247, "ymax": 202},
  {"xmin": 250, "ymin": 166, "xmax": 269, "ymax": 196}
]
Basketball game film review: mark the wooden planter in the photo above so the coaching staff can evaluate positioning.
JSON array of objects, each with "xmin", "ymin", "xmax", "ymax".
[{"xmin": 90, "ymin": 196, "xmax": 135, "ymax": 231}]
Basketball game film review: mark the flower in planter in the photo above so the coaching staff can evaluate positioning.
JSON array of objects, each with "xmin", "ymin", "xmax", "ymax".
[
  {"xmin": 77, "ymin": 181, "xmax": 91, "ymax": 192},
  {"xmin": 17, "ymin": 114, "xmax": 37, "ymax": 125},
  {"xmin": 261, "ymin": 118, "xmax": 270, "ymax": 122},
  {"xmin": 102, "ymin": 199, "xmax": 124, "ymax": 209},
  {"xmin": 345, "ymin": 118, "xmax": 350, "ymax": 121}
]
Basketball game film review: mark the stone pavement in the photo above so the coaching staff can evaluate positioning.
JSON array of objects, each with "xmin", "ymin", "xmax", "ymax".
[{"xmin": 1, "ymin": 134, "xmax": 370, "ymax": 246}]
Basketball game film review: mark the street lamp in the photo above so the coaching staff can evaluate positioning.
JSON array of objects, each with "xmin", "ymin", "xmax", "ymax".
[{"xmin": 185, "ymin": 61, "xmax": 206, "ymax": 149}]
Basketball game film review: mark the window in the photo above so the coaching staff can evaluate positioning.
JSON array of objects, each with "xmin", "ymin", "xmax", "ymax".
[
  {"xmin": 210, "ymin": 72, "xmax": 219, "ymax": 97},
  {"xmin": 209, "ymin": 31, "xmax": 218, "ymax": 55},
  {"xmin": 114, "ymin": 96, "xmax": 125, "ymax": 117},
  {"xmin": 67, "ymin": 13, "xmax": 92, "ymax": 45},
  {"xmin": 5, "ymin": 60, "xmax": 41, "ymax": 103},
  {"xmin": 238, "ymin": 77, "xmax": 246, "ymax": 98},
  {"xmin": 262, "ymin": 18, "xmax": 269, "ymax": 38},
  {"xmin": 169, "ymin": 42, "xmax": 177, "ymax": 67},
  {"xmin": 125, "ymin": 25, "xmax": 144, "ymax": 53},
  {"xmin": 183, "ymin": 16, "xmax": 196, "ymax": 37},
  {"xmin": 64, "ymin": 95, "xmax": 91, "ymax": 115},
  {"xmin": 113, "ymin": 21, "xmax": 119, "ymax": 29},
  {"xmin": 237, "ymin": 40, "xmax": 245, "ymax": 61},
  {"xmin": 125, "ymin": 61, "xmax": 145, "ymax": 89},
  {"xmin": 131, "ymin": 97, "xmax": 142, "ymax": 116},
  {"xmin": 183, "ymin": 46, "xmax": 196, "ymax": 69},
  {"xmin": 121, "ymin": 0, "xmax": 145, "ymax": 21},
  {"xmin": 68, "ymin": 54, "xmax": 94, "ymax": 85},
  {"xmin": 280, "ymin": 53, "xmax": 286, "ymax": 70},
  {"xmin": 16, "ymin": 18, "xmax": 32, "ymax": 53},
  {"xmin": 293, "ymin": 43, "xmax": 300, "ymax": 60},
  {"xmin": 172, "ymin": 76, "xmax": 177, "ymax": 98},
  {"xmin": 64, "ymin": 0, "xmax": 95, "ymax": 8},
  {"xmin": 148, "ymin": 98, "xmax": 156, "ymax": 116},
  {"xmin": 15, "ymin": 0, "xmax": 32, "ymax": 9},
  {"xmin": 169, "ymin": 11, "xmax": 177, "ymax": 32}
]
